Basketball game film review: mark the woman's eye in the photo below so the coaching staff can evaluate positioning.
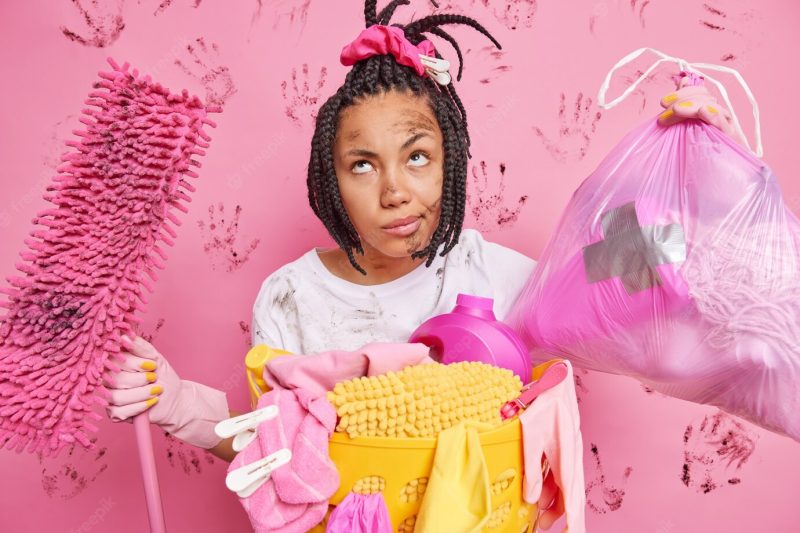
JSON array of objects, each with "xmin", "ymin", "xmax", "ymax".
[
  {"xmin": 352, "ymin": 160, "xmax": 374, "ymax": 174},
  {"xmin": 409, "ymin": 152, "xmax": 430, "ymax": 167}
]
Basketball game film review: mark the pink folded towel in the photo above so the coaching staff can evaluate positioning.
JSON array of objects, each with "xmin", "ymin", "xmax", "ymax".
[
  {"xmin": 229, "ymin": 388, "xmax": 338, "ymax": 532},
  {"xmin": 265, "ymin": 387, "xmax": 339, "ymax": 504}
]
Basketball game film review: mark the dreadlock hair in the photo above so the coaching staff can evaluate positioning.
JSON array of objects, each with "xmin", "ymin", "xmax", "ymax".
[{"xmin": 307, "ymin": 0, "xmax": 501, "ymax": 275}]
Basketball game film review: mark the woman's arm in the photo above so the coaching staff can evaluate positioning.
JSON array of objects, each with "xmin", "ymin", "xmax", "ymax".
[{"xmin": 207, "ymin": 409, "xmax": 242, "ymax": 462}]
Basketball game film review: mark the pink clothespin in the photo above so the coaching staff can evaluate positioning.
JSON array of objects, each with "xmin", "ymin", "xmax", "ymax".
[{"xmin": 500, "ymin": 362, "xmax": 569, "ymax": 420}]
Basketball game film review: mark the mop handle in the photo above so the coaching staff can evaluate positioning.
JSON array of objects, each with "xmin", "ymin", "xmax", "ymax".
[{"xmin": 134, "ymin": 413, "xmax": 167, "ymax": 533}]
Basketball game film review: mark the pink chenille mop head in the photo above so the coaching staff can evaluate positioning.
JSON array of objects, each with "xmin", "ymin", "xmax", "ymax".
[{"xmin": 0, "ymin": 57, "xmax": 219, "ymax": 457}]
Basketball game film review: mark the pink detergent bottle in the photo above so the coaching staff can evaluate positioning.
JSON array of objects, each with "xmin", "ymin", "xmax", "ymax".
[{"xmin": 408, "ymin": 294, "xmax": 532, "ymax": 383}]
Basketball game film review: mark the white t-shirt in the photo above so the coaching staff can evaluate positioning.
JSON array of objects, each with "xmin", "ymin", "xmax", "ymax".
[{"xmin": 251, "ymin": 229, "xmax": 536, "ymax": 355}]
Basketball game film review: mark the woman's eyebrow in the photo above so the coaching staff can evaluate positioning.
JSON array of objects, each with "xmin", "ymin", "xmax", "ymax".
[
  {"xmin": 345, "ymin": 148, "xmax": 379, "ymax": 158},
  {"xmin": 400, "ymin": 131, "xmax": 429, "ymax": 150},
  {"xmin": 343, "ymin": 131, "xmax": 431, "ymax": 158}
]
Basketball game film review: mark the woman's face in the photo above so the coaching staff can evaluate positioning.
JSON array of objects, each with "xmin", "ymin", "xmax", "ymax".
[{"xmin": 332, "ymin": 89, "xmax": 444, "ymax": 259}]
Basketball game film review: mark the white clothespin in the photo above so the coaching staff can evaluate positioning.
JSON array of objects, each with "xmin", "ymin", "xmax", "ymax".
[
  {"xmin": 419, "ymin": 54, "xmax": 452, "ymax": 86},
  {"xmin": 226, "ymin": 448, "xmax": 293, "ymax": 498},
  {"xmin": 215, "ymin": 405, "xmax": 279, "ymax": 452}
]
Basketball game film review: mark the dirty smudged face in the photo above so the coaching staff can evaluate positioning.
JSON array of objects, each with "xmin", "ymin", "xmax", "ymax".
[{"xmin": 333, "ymin": 89, "xmax": 444, "ymax": 260}]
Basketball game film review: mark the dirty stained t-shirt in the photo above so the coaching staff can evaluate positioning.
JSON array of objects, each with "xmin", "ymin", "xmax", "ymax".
[{"xmin": 251, "ymin": 228, "xmax": 537, "ymax": 355}]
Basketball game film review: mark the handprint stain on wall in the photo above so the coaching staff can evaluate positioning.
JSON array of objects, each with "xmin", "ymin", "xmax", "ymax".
[
  {"xmin": 61, "ymin": 0, "xmax": 126, "ymax": 47},
  {"xmin": 698, "ymin": 1, "xmax": 762, "ymax": 63},
  {"xmin": 492, "ymin": 0, "xmax": 537, "ymax": 30},
  {"xmin": 467, "ymin": 161, "xmax": 528, "ymax": 232},
  {"xmin": 589, "ymin": 0, "xmax": 654, "ymax": 36},
  {"xmin": 239, "ymin": 320, "xmax": 252, "ymax": 347},
  {"xmin": 197, "ymin": 203, "xmax": 261, "ymax": 272},
  {"xmin": 533, "ymin": 92, "xmax": 602, "ymax": 163},
  {"xmin": 681, "ymin": 410, "xmax": 757, "ymax": 494},
  {"xmin": 152, "ymin": 0, "xmax": 204, "ymax": 16},
  {"xmin": 281, "ymin": 64, "xmax": 328, "ymax": 127},
  {"xmin": 139, "ymin": 318, "xmax": 166, "ymax": 343},
  {"xmin": 615, "ymin": 68, "xmax": 674, "ymax": 113},
  {"xmin": 585, "ymin": 442, "xmax": 633, "ymax": 514},
  {"xmin": 630, "ymin": 0, "xmax": 652, "ymax": 28},
  {"xmin": 175, "ymin": 38, "xmax": 237, "ymax": 108},
  {"xmin": 270, "ymin": 0, "xmax": 312, "ymax": 30},
  {"xmin": 249, "ymin": 0, "xmax": 311, "ymax": 33},
  {"xmin": 431, "ymin": 0, "xmax": 470, "ymax": 15},
  {"xmin": 42, "ymin": 114, "xmax": 77, "ymax": 170},
  {"xmin": 432, "ymin": 0, "xmax": 535, "ymax": 30},
  {"xmin": 39, "ymin": 440, "xmax": 109, "ymax": 499},
  {"xmin": 464, "ymin": 45, "xmax": 512, "ymax": 85},
  {"xmin": 574, "ymin": 368, "xmax": 589, "ymax": 404},
  {"xmin": 700, "ymin": 2, "xmax": 729, "ymax": 31},
  {"xmin": 164, "ymin": 432, "xmax": 215, "ymax": 475}
]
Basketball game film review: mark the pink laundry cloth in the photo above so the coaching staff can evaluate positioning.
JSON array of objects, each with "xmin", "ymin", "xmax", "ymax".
[
  {"xmin": 229, "ymin": 388, "xmax": 338, "ymax": 532},
  {"xmin": 263, "ymin": 342, "xmax": 435, "ymax": 394},
  {"xmin": 325, "ymin": 492, "xmax": 393, "ymax": 533},
  {"xmin": 519, "ymin": 359, "xmax": 586, "ymax": 533},
  {"xmin": 232, "ymin": 438, "xmax": 326, "ymax": 533},
  {"xmin": 231, "ymin": 342, "xmax": 434, "ymax": 532},
  {"xmin": 263, "ymin": 387, "xmax": 339, "ymax": 504}
]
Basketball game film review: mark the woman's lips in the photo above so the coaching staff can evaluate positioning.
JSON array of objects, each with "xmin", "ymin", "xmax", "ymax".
[{"xmin": 382, "ymin": 217, "xmax": 421, "ymax": 237}]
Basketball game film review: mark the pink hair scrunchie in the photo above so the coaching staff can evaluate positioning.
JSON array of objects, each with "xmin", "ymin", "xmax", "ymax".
[{"xmin": 340, "ymin": 24, "xmax": 436, "ymax": 77}]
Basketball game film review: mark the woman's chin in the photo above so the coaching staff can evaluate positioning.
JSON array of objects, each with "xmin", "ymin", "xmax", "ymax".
[{"xmin": 372, "ymin": 234, "xmax": 431, "ymax": 259}]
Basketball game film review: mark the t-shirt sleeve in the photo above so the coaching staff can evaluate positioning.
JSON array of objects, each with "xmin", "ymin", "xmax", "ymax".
[
  {"xmin": 468, "ymin": 230, "xmax": 538, "ymax": 321},
  {"xmin": 251, "ymin": 276, "xmax": 288, "ymax": 350}
]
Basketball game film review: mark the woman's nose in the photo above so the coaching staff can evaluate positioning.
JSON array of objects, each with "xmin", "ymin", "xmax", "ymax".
[{"xmin": 380, "ymin": 172, "xmax": 412, "ymax": 207}]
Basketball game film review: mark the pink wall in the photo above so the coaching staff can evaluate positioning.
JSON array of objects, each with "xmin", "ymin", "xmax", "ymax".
[{"xmin": 1, "ymin": 1, "xmax": 799, "ymax": 531}]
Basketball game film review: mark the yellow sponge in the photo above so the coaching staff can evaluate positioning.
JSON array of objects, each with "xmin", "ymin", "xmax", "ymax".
[{"xmin": 326, "ymin": 362, "xmax": 522, "ymax": 439}]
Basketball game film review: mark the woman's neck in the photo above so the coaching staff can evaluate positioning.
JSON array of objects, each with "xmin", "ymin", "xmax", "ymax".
[{"xmin": 317, "ymin": 247, "xmax": 427, "ymax": 286}]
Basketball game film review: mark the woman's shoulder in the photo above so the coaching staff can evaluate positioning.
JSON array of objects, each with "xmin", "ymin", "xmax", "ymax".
[
  {"xmin": 449, "ymin": 228, "xmax": 537, "ymax": 271},
  {"xmin": 253, "ymin": 249, "xmax": 317, "ymax": 307},
  {"xmin": 447, "ymin": 229, "xmax": 537, "ymax": 321}
]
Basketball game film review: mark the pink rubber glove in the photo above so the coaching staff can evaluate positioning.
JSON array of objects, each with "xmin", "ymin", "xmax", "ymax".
[
  {"xmin": 657, "ymin": 74, "xmax": 748, "ymax": 147},
  {"xmin": 537, "ymin": 467, "xmax": 564, "ymax": 530},
  {"xmin": 102, "ymin": 334, "xmax": 230, "ymax": 449}
]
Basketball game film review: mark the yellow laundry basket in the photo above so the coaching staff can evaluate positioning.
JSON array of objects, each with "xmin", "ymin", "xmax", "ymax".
[{"xmin": 245, "ymin": 345, "xmax": 545, "ymax": 533}]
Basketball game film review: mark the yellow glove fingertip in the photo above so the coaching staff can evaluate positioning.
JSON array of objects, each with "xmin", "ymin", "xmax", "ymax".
[
  {"xmin": 146, "ymin": 372, "xmax": 157, "ymax": 383},
  {"xmin": 145, "ymin": 397, "xmax": 159, "ymax": 408}
]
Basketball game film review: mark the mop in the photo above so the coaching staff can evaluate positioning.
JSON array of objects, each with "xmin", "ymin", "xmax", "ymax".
[{"xmin": 0, "ymin": 57, "xmax": 220, "ymax": 532}]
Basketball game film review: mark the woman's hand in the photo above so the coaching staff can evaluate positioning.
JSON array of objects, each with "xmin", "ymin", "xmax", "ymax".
[
  {"xmin": 657, "ymin": 82, "xmax": 748, "ymax": 147},
  {"xmin": 102, "ymin": 334, "xmax": 230, "ymax": 449},
  {"xmin": 102, "ymin": 335, "xmax": 174, "ymax": 423}
]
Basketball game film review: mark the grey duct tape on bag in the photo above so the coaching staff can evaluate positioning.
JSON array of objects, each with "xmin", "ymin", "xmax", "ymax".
[{"xmin": 583, "ymin": 201, "xmax": 687, "ymax": 294}]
